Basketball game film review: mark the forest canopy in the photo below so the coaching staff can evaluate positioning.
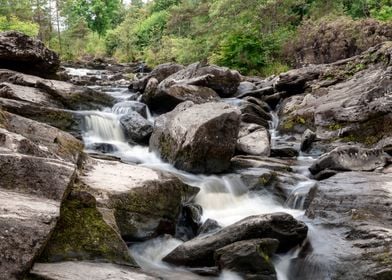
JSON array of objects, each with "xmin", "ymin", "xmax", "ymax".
[{"xmin": 0, "ymin": 0, "xmax": 392, "ymax": 75}]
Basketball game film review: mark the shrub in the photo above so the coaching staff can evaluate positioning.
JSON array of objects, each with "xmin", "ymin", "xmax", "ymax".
[{"xmin": 0, "ymin": 16, "xmax": 39, "ymax": 37}]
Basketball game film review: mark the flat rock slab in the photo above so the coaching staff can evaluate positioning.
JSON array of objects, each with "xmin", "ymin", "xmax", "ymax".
[
  {"xmin": 30, "ymin": 262, "xmax": 158, "ymax": 280},
  {"xmin": 303, "ymin": 172, "xmax": 392, "ymax": 280},
  {"xmin": 0, "ymin": 190, "xmax": 60, "ymax": 280}
]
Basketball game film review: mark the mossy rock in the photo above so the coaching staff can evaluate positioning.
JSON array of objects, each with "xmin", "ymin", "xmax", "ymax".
[{"xmin": 39, "ymin": 191, "xmax": 136, "ymax": 266}]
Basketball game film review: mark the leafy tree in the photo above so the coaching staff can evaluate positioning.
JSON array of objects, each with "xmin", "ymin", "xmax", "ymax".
[{"xmin": 67, "ymin": 0, "xmax": 122, "ymax": 36}]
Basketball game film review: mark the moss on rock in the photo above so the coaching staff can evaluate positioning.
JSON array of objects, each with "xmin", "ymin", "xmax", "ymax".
[{"xmin": 39, "ymin": 191, "xmax": 135, "ymax": 266}]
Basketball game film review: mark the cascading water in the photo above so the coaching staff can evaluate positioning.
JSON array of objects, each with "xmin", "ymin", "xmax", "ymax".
[{"xmin": 71, "ymin": 68, "xmax": 332, "ymax": 280}]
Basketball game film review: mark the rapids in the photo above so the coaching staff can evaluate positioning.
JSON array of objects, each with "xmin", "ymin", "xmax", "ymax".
[{"xmin": 69, "ymin": 68, "xmax": 334, "ymax": 280}]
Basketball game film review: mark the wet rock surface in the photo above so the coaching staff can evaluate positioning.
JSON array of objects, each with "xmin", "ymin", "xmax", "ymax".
[
  {"xmin": 163, "ymin": 213, "xmax": 307, "ymax": 267},
  {"xmin": 302, "ymin": 172, "xmax": 392, "ymax": 280}
]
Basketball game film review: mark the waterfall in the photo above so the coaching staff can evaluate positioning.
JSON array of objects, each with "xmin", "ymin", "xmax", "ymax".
[{"xmin": 82, "ymin": 112, "xmax": 125, "ymax": 143}]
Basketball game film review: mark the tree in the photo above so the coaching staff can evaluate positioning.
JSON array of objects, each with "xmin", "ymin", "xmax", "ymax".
[{"xmin": 68, "ymin": 0, "xmax": 122, "ymax": 36}]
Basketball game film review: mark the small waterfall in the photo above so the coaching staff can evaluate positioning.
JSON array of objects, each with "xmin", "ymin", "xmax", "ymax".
[
  {"xmin": 285, "ymin": 181, "xmax": 316, "ymax": 210},
  {"xmin": 268, "ymin": 110, "xmax": 280, "ymax": 147},
  {"xmin": 82, "ymin": 112, "xmax": 125, "ymax": 143}
]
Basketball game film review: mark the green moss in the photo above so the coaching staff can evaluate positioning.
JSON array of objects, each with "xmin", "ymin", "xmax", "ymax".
[
  {"xmin": 328, "ymin": 123, "xmax": 343, "ymax": 131},
  {"xmin": 54, "ymin": 134, "xmax": 84, "ymax": 159},
  {"xmin": 258, "ymin": 172, "xmax": 278, "ymax": 187},
  {"xmin": 40, "ymin": 191, "xmax": 135, "ymax": 266}
]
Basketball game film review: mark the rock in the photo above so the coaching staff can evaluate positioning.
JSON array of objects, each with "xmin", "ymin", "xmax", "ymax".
[
  {"xmin": 240, "ymin": 101, "xmax": 271, "ymax": 121},
  {"xmin": 275, "ymin": 66, "xmax": 323, "ymax": 94},
  {"xmin": 0, "ymin": 191, "xmax": 61, "ymax": 280},
  {"xmin": 175, "ymin": 203, "xmax": 203, "ymax": 241},
  {"xmin": 0, "ymin": 97, "xmax": 82, "ymax": 136},
  {"xmin": 80, "ymin": 158, "xmax": 199, "ymax": 241},
  {"xmin": 241, "ymin": 112, "xmax": 269, "ymax": 128},
  {"xmin": 311, "ymin": 169, "xmax": 338, "ymax": 181},
  {"xmin": 89, "ymin": 143, "xmax": 118, "ymax": 154},
  {"xmin": 231, "ymin": 155, "xmax": 292, "ymax": 172},
  {"xmin": 39, "ymin": 191, "xmax": 135, "ymax": 266},
  {"xmin": 277, "ymin": 43, "xmax": 392, "ymax": 142},
  {"xmin": 237, "ymin": 86, "xmax": 275, "ymax": 99},
  {"xmin": 0, "ymin": 31, "xmax": 60, "ymax": 78},
  {"xmin": 198, "ymin": 219, "xmax": 221, "ymax": 235},
  {"xmin": 242, "ymin": 96, "xmax": 271, "ymax": 113},
  {"xmin": 236, "ymin": 123, "xmax": 270, "ymax": 156},
  {"xmin": 146, "ymin": 82, "xmax": 220, "ymax": 113},
  {"xmin": 159, "ymin": 62, "xmax": 241, "ymax": 97},
  {"xmin": 270, "ymin": 147, "xmax": 299, "ymax": 158},
  {"xmin": 0, "ymin": 82, "xmax": 63, "ymax": 108},
  {"xmin": 150, "ymin": 102, "xmax": 241, "ymax": 174},
  {"xmin": 112, "ymin": 101, "xmax": 149, "ymax": 118},
  {"xmin": 0, "ymin": 114, "xmax": 82, "ymax": 279},
  {"xmin": 215, "ymin": 239, "xmax": 279, "ymax": 280},
  {"xmin": 163, "ymin": 213, "xmax": 307, "ymax": 267},
  {"xmin": 29, "ymin": 262, "xmax": 158, "ymax": 280},
  {"xmin": 309, "ymin": 146, "xmax": 386, "ymax": 175},
  {"xmin": 301, "ymin": 172, "xmax": 392, "ymax": 280},
  {"xmin": 300, "ymin": 129, "xmax": 317, "ymax": 152},
  {"xmin": 236, "ymin": 81, "xmax": 257, "ymax": 96},
  {"xmin": 0, "ymin": 118, "xmax": 82, "ymax": 166},
  {"xmin": 120, "ymin": 111, "xmax": 153, "ymax": 144},
  {"xmin": 36, "ymin": 79, "xmax": 114, "ymax": 110},
  {"xmin": 129, "ymin": 62, "xmax": 185, "ymax": 92}
]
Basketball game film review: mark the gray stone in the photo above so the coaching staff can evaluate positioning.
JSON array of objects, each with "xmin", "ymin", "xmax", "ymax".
[{"xmin": 150, "ymin": 102, "xmax": 241, "ymax": 174}]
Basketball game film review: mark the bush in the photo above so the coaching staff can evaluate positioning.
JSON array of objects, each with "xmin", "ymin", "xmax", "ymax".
[
  {"xmin": 144, "ymin": 35, "xmax": 207, "ymax": 66},
  {"xmin": 0, "ymin": 16, "xmax": 39, "ymax": 37},
  {"xmin": 285, "ymin": 16, "xmax": 392, "ymax": 66}
]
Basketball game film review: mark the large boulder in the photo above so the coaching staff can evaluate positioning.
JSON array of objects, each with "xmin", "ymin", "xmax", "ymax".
[
  {"xmin": 120, "ymin": 111, "xmax": 153, "ymax": 144},
  {"xmin": 215, "ymin": 239, "xmax": 279, "ymax": 280},
  {"xmin": 80, "ymin": 158, "xmax": 199, "ymax": 241},
  {"xmin": 309, "ymin": 146, "xmax": 387, "ymax": 176},
  {"xmin": 129, "ymin": 62, "xmax": 185, "ymax": 92},
  {"xmin": 236, "ymin": 123, "xmax": 271, "ymax": 156},
  {"xmin": 144, "ymin": 82, "xmax": 220, "ymax": 113},
  {"xmin": 0, "ymin": 113, "xmax": 83, "ymax": 279},
  {"xmin": 150, "ymin": 102, "xmax": 241, "ymax": 174},
  {"xmin": 277, "ymin": 42, "xmax": 392, "ymax": 145},
  {"xmin": 163, "ymin": 213, "xmax": 307, "ymax": 267},
  {"xmin": 0, "ymin": 69, "xmax": 114, "ymax": 110},
  {"xmin": 0, "ymin": 31, "xmax": 60, "ymax": 78},
  {"xmin": 158, "ymin": 62, "xmax": 241, "ymax": 97},
  {"xmin": 0, "ymin": 97, "xmax": 82, "ymax": 136},
  {"xmin": 39, "ymin": 191, "xmax": 135, "ymax": 266}
]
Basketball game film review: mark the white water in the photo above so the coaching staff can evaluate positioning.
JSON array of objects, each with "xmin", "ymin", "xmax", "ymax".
[{"xmin": 70, "ymin": 68, "xmax": 327, "ymax": 280}]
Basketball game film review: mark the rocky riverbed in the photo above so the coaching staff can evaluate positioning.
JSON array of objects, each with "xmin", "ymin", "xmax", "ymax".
[{"xmin": 0, "ymin": 31, "xmax": 391, "ymax": 280}]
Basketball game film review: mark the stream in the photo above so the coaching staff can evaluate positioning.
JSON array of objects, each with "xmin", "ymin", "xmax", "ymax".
[{"xmin": 68, "ymin": 68, "xmax": 334, "ymax": 280}]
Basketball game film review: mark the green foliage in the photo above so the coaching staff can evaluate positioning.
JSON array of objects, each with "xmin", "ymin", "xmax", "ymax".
[
  {"xmin": 0, "ymin": 16, "xmax": 39, "ymax": 36},
  {"xmin": 67, "ymin": 0, "xmax": 122, "ymax": 36},
  {"xmin": 134, "ymin": 10, "xmax": 169, "ymax": 49}
]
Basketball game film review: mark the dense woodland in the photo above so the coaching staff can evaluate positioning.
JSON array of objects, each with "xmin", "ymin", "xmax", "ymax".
[{"xmin": 1, "ymin": 0, "xmax": 392, "ymax": 75}]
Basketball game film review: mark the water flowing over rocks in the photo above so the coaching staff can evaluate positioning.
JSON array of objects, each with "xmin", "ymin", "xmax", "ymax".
[
  {"xmin": 150, "ymin": 101, "xmax": 241, "ymax": 173},
  {"xmin": 30, "ymin": 261, "xmax": 159, "ymax": 280},
  {"xmin": 0, "ymin": 31, "xmax": 60, "ymax": 78},
  {"xmin": 1, "ymin": 33, "xmax": 392, "ymax": 280},
  {"xmin": 302, "ymin": 172, "xmax": 392, "ymax": 280},
  {"xmin": 163, "ymin": 213, "xmax": 308, "ymax": 267}
]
